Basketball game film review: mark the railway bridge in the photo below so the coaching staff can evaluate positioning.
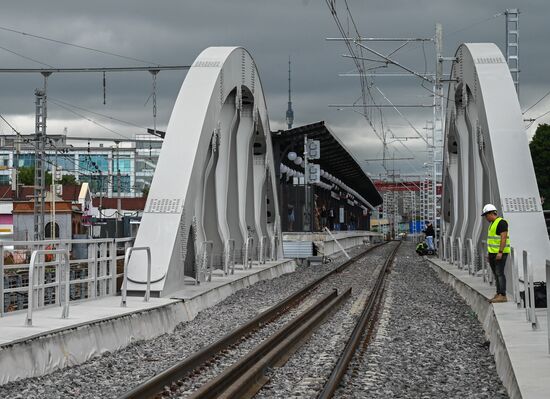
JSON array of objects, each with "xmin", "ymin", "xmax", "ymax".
[{"xmin": 0, "ymin": 43, "xmax": 549, "ymax": 399}]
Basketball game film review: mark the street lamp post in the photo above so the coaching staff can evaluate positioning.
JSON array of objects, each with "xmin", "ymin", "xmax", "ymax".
[
  {"xmin": 303, "ymin": 134, "xmax": 311, "ymax": 232},
  {"xmin": 287, "ymin": 144, "xmax": 312, "ymax": 232},
  {"xmin": 287, "ymin": 137, "xmax": 321, "ymax": 233}
]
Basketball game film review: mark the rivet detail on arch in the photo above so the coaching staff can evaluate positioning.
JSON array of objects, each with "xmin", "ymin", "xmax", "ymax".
[
  {"xmin": 193, "ymin": 60, "xmax": 221, "ymax": 68},
  {"xmin": 251, "ymin": 62, "xmax": 256, "ymax": 94},
  {"xmin": 241, "ymin": 49, "xmax": 246, "ymax": 85},
  {"xmin": 146, "ymin": 198, "xmax": 183, "ymax": 213},
  {"xmin": 475, "ymin": 57, "xmax": 505, "ymax": 64},
  {"xmin": 179, "ymin": 211, "xmax": 187, "ymax": 264},
  {"xmin": 476, "ymin": 123, "xmax": 484, "ymax": 152},
  {"xmin": 236, "ymin": 86, "xmax": 242, "ymax": 111},
  {"xmin": 212, "ymin": 123, "xmax": 221, "ymax": 153},
  {"xmin": 219, "ymin": 70, "xmax": 224, "ymax": 105}
]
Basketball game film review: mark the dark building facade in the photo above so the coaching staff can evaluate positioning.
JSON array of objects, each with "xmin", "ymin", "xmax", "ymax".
[{"xmin": 272, "ymin": 122, "xmax": 382, "ymax": 232}]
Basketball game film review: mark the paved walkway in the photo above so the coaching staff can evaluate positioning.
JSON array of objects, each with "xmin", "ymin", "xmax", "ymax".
[
  {"xmin": 0, "ymin": 295, "xmax": 177, "ymax": 346},
  {"xmin": 0, "ymin": 259, "xmax": 295, "ymax": 384}
]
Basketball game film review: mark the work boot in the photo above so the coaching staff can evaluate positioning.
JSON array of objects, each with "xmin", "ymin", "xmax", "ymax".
[
  {"xmin": 489, "ymin": 293, "xmax": 499, "ymax": 301},
  {"xmin": 490, "ymin": 294, "xmax": 508, "ymax": 303}
]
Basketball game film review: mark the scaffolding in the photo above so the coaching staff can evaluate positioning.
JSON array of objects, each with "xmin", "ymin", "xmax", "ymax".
[
  {"xmin": 505, "ymin": 9, "xmax": 520, "ymax": 95},
  {"xmin": 33, "ymin": 89, "xmax": 47, "ymax": 241}
]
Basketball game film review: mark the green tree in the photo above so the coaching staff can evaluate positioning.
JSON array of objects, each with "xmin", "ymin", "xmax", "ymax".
[
  {"xmin": 529, "ymin": 124, "xmax": 550, "ymax": 209},
  {"xmin": 17, "ymin": 166, "xmax": 52, "ymax": 186},
  {"xmin": 60, "ymin": 174, "xmax": 77, "ymax": 185}
]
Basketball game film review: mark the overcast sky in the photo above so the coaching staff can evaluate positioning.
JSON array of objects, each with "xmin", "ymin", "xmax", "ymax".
[{"xmin": 0, "ymin": 0, "xmax": 547, "ymax": 177}]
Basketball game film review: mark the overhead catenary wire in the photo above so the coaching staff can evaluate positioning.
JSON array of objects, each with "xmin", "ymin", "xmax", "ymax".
[
  {"xmin": 1, "ymin": 95, "xmax": 141, "ymax": 178},
  {"xmin": 326, "ymin": 0, "xmax": 431, "ymax": 162},
  {"xmin": 325, "ymin": 0, "xmax": 382, "ymax": 139},
  {"xmin": 0, "ymin": 27, "xmax": 164, "ymax": 197},
  {"xmin": 0, "ymin": 25, "xmax": 160, "ymax": 66},
  {"xmin": 48, "ymin": 97, "xmax": 147, "ymax": 130},
  {"xmin": 0, "ymin": 44, "xmax": 56, "ymax": 68},
  {"xmin": 49, "ymin": 99, "xmax": 134, "ymax": 141},
  {"xmin": 325, "ymin": 1, "xmax": 435, "ymax": 190},
  {"xmin": 0, "ymin": 33, "xmax": 175, "ymax": 145},
  {"xmin": 523, "ymin": 88, "xmax": 550, "ymax": 115},
  {"xmin": 0, "ymin": 113, "xmax": 100, "ymax": 177},
  {"xmin": 1, "ymin": 111, "xmax": 110, "ymax": 177},
  {"xmin": 444, "ymin": 12, "xmax": 504, "ymax": 38},
  {"xmin": 526, "ymin": 109, "xmax": 550, "ymax": 129}
]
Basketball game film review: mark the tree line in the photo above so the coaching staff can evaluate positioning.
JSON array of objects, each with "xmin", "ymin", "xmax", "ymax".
[{"xmin": 530, "ymin": 124, "xmax": 550, "ymax": 210}]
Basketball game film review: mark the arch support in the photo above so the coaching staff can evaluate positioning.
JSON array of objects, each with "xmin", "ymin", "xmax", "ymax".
[
  {"xmin": 127, "ymin": 47, "xmax": 282, "ymax": 296},
  {"xmin": 442, "ymin": 43, "xmax": 549, "ymax": 281}
]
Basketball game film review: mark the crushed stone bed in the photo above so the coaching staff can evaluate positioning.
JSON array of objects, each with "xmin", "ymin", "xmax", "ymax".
[
  {"xmin": 0, "ymin": 245, "xmax": 370, "ymax": 399},
  {"xmin": 334, "ymin": 242, "xmax": 508, "ymax": 399}
]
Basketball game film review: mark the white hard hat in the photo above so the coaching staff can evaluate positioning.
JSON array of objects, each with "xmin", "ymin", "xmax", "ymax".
[{"xmin": 481, "ymin": 203, "xmax": 497, "ymax": 216}]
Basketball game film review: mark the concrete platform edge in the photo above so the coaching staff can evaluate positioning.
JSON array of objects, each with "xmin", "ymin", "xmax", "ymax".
[
  {"xmin": 0, "ymin": 301, "xmax": 186, "ymax": 386},
  {"xmin": 0, "ymin": 259, "xmax": 296, "ymax": 385},
  {"xmin": 427, "ymin": 258, "xmax": 522, "ymax": 399}
]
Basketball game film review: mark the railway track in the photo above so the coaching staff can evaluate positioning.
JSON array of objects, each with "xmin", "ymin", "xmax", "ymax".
[
  {"xmin": 118, "ymin": 241, "xmax": 397, "ymax": 399},
  {"xmin": 318, "ymin": 240, "xmax": 401, "ymax": 398}
]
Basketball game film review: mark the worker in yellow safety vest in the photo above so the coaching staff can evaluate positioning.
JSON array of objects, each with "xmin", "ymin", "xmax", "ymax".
[{"xmin": 481, "ymin": 204, "xmax": 510, "ymax": 303}]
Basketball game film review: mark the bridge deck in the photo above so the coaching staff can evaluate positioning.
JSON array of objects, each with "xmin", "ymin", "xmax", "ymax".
[{"xmin": 0, "ymin": 258, "xmax": 295, "ymax": 385}]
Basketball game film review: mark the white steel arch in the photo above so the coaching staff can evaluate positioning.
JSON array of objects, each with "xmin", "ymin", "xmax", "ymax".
[
  {"xmin": 127, "ymin": 47, "xmax": 282, "ymax": 296},
  {"xmin": 441, "ymin": 43, "xmax": 550, "ymax": 281}
]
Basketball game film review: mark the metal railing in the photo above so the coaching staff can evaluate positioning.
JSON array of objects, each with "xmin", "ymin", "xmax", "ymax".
[
  {"xmin": 447, "ymin": 237, "xmax": 522, "ymax": 288},
  {"xmin": 198, "ymin": 241, "xmax": 214, "ymax": 282},
  {"xmin": 121, "ymin": 246, "xmax": 151, "ymax": 307},
  {"xmin": 1, "ymin": 237, "xmax": 134, "ymax": 316},
  {"xmin": 270, "ymin": 235, "xmax": 279, "ymax": 261},
  {"xmin": 456, "ymin": 237, "xmax": 463, "ymax": 269},
  {"xmin": 259, "ymin": 236, "xmax": 267, "ymax": 265},
  {"xmin": 25, "ymin": 249, "xmax": 70, "ymax": 327},
  {"xmin": 244, "ymin": 237, "xmax": 254, "ymax": 269},
  {"xmin": 224, "ymin": 239, "xmax": 236, "ymax": 275},
  {"xmin": 510, "ymin": 247, "xmax": 521, "ymax": 308},
  {"xmin": 522, "ymin": 250, "xmax": 538, "ymax": 329},
  {"xmin": 445, "ymin": 235, "xmax": 450, "ymax": 262},
  {"xmin": 466, "ymin": 238, "xmax": 475, "ymax": 275},
  {"xmin": 449, "ymin": 239, "xmax": 455, "ymax": 265},
  {"xmin": 479, "ymin": 240, "xmax": 493, "ymax": 285}
]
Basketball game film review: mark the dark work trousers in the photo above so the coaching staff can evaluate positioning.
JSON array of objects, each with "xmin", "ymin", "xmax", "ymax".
[{"xmin": 488, "ymin": 253, "xmax": 508, "ymax": 295}]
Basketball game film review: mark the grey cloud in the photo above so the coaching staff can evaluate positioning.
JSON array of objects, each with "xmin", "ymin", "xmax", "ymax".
[{"xmin": 0, "ymin": 0, "xmax": 547, "ymax": 174}]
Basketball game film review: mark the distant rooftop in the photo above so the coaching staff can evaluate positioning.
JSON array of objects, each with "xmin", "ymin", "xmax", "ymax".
[{"xmin": 272, "ymin": 121, "xmax": 382, "ymax": 208}]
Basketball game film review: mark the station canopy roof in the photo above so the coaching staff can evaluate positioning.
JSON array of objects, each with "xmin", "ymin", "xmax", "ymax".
[{"xmin": 272, "ymin": 121, "xmax": 382, "ymax": 208}]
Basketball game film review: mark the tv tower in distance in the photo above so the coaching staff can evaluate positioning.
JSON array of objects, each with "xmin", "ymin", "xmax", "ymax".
[{"xmin": 286, "ymin": 56, "xmax": 294, "ymax": 129}]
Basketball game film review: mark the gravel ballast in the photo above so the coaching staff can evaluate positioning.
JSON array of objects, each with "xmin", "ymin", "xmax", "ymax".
[
  {"xmin": 172, "ymin": 242, "xmax": 395, "ymax": 398},
  {"xmin": 0, "ymin": 242, "xmax": 509, "ymax": 399},
  {"xmin": 334, "ymin": 242, "xmax": 509, "ymax": 399},
  {"xmin": 254, "ymin": 242, "xmax": 396, "ymax": 399},
  {"xmin": 0, "ymin": 245, "xmax": 370, "ymax": 399}
]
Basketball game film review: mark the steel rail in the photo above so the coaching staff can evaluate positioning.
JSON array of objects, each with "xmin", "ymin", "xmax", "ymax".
[
  {"xmin": 118, "ymin": 241, "xmax": 387, "ymax": 399},
  {"xmin": 189, "ymin": 288, "xmax": 351, "ymax": 399},
  {"xmin": 317, "ymin": 240, "xmax": 402, "ymax": 399}
]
